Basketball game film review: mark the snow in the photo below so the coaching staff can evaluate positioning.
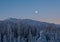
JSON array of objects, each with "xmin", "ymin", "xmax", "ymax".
[{"xmin": 0, "ymin": 18, "xmax": 60, "ymax": 42}]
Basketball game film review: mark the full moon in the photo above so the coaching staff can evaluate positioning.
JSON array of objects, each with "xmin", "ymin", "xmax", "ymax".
[{"xmin": 35, "ymin": 11, "xmax": 38, "ymax": 14}]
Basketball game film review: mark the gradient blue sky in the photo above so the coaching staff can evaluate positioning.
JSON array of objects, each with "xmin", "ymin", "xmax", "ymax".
[{"xmin": 0, "ymin": 0, "xmax": 60, "ymax": 24}]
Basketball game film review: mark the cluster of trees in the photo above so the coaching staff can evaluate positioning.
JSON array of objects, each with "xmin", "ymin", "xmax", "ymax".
[{"xmin": 0, "ymin": 19, "xmax": 60, "ymax": 42}]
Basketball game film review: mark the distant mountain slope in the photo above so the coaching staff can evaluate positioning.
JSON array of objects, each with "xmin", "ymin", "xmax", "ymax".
[{"xmin": 0, "ymin": 18, "xmax": 60, "ymax": 42}]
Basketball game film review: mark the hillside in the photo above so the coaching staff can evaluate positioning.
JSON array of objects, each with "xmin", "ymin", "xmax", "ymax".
[{"xmin": 0, "ymin": 18, "xmax": 60, "ymax": 42}]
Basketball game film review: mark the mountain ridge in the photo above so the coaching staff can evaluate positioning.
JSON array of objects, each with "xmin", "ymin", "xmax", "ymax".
[{"xmin": 0, "ymin": 18, "xmax": 60, "ymax": 42}]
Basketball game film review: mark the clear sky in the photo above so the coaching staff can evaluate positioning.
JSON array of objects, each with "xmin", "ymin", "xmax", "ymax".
[{"xmin": 0, "ymin": 0, "xmax": 60, "ymax": 24}]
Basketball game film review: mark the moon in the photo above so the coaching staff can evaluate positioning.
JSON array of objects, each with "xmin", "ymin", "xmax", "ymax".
[{"xmin": 35, "ymin": 10, "xmax": 38, "ymax": 14}]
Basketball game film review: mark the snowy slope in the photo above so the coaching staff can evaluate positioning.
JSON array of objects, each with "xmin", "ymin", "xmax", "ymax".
[{"xmin": 0, "ymin": 18, "xmax": 60, "ymax": 42}]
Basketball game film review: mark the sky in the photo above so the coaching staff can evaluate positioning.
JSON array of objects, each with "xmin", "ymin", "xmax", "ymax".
[{"xmin": 0, "ymin": 0, "xmax": 60, "ymax": 24}]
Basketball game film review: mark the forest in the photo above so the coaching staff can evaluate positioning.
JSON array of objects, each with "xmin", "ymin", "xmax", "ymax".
[{"xmin": 0, "ymin": 18, "xmax": 60, "ymax": 42}]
